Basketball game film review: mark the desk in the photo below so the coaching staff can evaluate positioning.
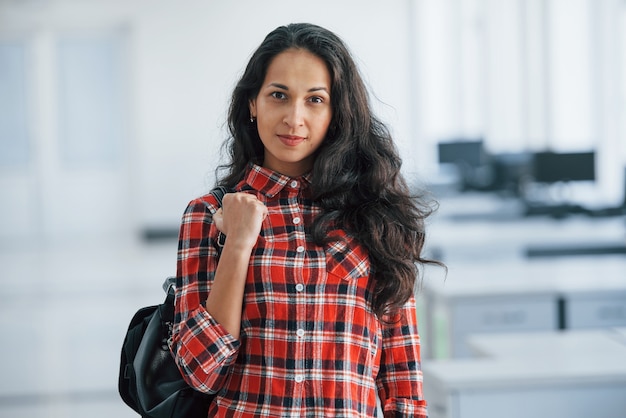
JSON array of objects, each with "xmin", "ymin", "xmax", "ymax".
[
  {"xmin": 420, "ymin": 258, "xmax": 626, "ymax": 358},
  {"xmin": 422, "ymin": 329, "xmax": 626, "ymax": 418},
  {"xmin": 428, "ymin": 197, "xmax": 625, "ymax": 264},
  {"xmin": 421, "ymin": 200, "xmax": 626, "ymax": 358}
]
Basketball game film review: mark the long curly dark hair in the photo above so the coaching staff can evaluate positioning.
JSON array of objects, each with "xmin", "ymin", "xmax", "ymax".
[{"xmin": 218, "ymin": 23, "xmax": 441, "ymax": 318}]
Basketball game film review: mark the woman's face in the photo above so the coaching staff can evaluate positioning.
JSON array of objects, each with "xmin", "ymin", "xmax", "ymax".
[{"xmin": 249, "ymin": 48, "xmax": 332, "ymax": 177}]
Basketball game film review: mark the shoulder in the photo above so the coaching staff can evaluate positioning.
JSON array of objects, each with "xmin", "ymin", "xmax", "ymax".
[
  {"xmin": 182, "ymin": 192, "xmax": 221, "ymax": 219},
  {"xmin": 182, "ymin": 185, "xmax": 238, "ymax": 216}
]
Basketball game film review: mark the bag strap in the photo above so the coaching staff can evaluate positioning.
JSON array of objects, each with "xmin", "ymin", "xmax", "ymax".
[
  {"xmin": 211, "ymin": 185, "xmax": 229, "ymax": 207},
  {"xmin": 211, "ymin": 186, "xmax": 230, "ymax": 248},
  {"xmin": 162, "ymin": 186, "xmax": 230, "ymax": 297},
  {"xmin": 162, "ymin": 276, "xmax": 176, "ymax": 295},
  {"xmin": 156, "ymin": 186, "xmax": 233, "ymax": 350}
]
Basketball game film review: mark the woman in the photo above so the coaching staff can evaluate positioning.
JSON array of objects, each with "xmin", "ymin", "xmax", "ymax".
[{"xmin": 172, "ymin": 23, "xmax": 438, "ymax": 417}]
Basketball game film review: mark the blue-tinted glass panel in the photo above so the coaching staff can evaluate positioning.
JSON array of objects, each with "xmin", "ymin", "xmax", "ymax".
[
  {"xmin": 0, "ymin": 41, "xmax": 29, "ymax": 167},
  {"xmin": 57, "ymin": 35, "xmax": 125, "ymax": 165}
]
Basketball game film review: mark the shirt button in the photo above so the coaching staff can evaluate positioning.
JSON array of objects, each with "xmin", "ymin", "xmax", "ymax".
[
  {"xmin": 293, "ymin": 217, "xmax": 301, "ymax": 225},
  {"xmin": 296, "ymin": 329, "xmax": 305, "ymax": 338},
  {"xmin": 294, "ymin": 374, "xmax": 304, "ymax": 383},
  {"xmin": 296, "ymin": 246, "xmax": 305, "ymax": 253},
  {"xmin": 295, "ymin": 283, "xmax": 304, "ymax": 292},
  {"xmin": 290, "ymin": 180, "xmax": 298, "ymax": 188}
]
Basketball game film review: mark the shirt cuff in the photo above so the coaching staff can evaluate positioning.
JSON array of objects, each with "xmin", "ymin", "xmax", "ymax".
[
  {"xmin": 383, "ymin": 397, "xmax": 428, "ymax": 418},
  {"xmin": 176, "ymin": 305, "xmax": 240, "ymax": 390}
]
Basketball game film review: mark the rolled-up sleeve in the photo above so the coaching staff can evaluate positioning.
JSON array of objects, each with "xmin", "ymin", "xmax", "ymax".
[
  {"xmin": 377, "ymin": 295, "xmax": 428, "ymax": 418},
  {"xmin": 171, "ymin": 197, "xmax": 241, "ymax": 394}
]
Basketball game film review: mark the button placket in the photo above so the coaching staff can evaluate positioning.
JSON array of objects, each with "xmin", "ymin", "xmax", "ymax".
[{"xmin": 285, "ymin": 188, "xmax": 308, "ymax": 391}]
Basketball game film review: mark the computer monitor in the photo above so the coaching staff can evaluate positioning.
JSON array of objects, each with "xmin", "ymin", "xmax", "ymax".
[
  {"xmin": 489, "ymin": 152, "xmax": 533, "ymax": 195},
  {"xmin": 532, "ymin": 151, "xmax": 595, "ymax": 183},
  {"xmin": 437, "ymin": 140, "xmax": 485, "ymax": 167}
]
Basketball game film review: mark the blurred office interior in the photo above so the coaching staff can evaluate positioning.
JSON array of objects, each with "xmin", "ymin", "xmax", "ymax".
[{"xmin": 1, "ymin": 0, "xmax": 625, "ymax": 417}]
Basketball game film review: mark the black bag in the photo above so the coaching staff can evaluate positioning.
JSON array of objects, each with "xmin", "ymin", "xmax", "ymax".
[
  {"xmin": 119, "ymin": 187, "xmax": 229, "ymax": 417},
  {"xmin": 118, "ymin": 277, "xmax": 213, "ymax": 417}
]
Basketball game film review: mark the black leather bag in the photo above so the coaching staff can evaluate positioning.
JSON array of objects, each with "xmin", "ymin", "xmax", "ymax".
[
  {"xmin": 118, "ymin": 277, "xmax": 213, "ymax": 418},
  {"xmin": 118, "ymin": 186, "xmax": 229, "ymax": 417}
]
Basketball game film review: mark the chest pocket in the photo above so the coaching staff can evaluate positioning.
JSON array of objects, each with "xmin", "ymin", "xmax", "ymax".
[
  {"xmin": 324, "ymin": 234, "xmax": 380, "ymax": 376},
  {"xmin": 325, "ymin": 233, "xmax": 370, "ymax": 281}
]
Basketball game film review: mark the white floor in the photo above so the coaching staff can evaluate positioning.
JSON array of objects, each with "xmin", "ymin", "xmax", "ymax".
[{"xmin": 0, "ymin": 237, "xmax": 180, "ymax": 418}]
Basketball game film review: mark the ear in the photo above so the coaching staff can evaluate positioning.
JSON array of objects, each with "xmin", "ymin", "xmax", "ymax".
[{"xmin": 249, "ymin": 98, "xmax": 257, "ymax": 118}]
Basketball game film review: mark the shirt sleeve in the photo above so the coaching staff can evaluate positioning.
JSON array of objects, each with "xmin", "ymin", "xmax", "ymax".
[
  {"xmin": 170, "ymin": 196, "xmax": 241, "ymax": 394},
  {"xmin": 377, "ymin": 295, "xmax": 428, "ymax": 418}
]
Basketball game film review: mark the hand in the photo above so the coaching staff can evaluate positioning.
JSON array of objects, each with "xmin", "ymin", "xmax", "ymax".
[{"xmin": 213, "ymin": 192, "xmax": 268, "ymax": 251}]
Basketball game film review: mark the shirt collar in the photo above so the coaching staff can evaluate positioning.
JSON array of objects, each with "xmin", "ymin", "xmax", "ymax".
[{"xmin": 244, "ymin": 163, "xmax": 312, "ymax": 198}]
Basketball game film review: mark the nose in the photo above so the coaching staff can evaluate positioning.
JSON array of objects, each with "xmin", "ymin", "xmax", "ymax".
[{"xmin": 283, "ymin": 103, "xmax": 305, "ymax": 128}]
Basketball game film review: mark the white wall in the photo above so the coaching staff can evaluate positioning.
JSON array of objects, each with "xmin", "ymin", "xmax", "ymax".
[
  {"xmin": 1, "ymin": 0, "xmax": 625, "ymax": 245},
  {"xmin": 129, "ymin": 0, "xmax": 416, "ymax": 230},
  {"xmin": 0, "ymin": 0, "xmax": 417, "ymax": 243}
]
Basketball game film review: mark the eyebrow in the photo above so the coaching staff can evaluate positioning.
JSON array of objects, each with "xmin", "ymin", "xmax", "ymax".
[{"xmin": 267, "ymin": 82, "xmax": 329, "ymax": 94}]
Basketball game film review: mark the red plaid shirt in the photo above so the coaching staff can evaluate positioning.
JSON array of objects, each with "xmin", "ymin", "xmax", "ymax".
[{"xmin": 172, "ymin": 164, "xmax": 428, "ymax": 417}]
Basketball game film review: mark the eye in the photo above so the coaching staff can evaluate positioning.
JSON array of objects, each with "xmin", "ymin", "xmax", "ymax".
[
  {"xmin": 309, "ymin": 96, "xmax": 324, "ymax": 104},
  {"xmin": 270, "ymin": 91, "xmax": 287, "ymax": 100}
]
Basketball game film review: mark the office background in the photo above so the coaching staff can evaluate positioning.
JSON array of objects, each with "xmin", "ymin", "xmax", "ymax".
[{"xmin": 1, "ymin": 0, "xmax": 625, "ymax": 417}]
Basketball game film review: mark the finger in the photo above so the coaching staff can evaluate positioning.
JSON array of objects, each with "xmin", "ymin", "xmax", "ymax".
[
  {"xmin": 259, "ymin": 203, "xmax": 269, "ymax": 219},
  {"xmin": 213, "ymin": 208, "xmax": 224, "ymax": 232}
]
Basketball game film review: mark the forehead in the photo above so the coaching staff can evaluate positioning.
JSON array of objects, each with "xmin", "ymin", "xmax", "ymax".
[{"xmin": 263, "ymin": 49, "xmax": 331, "ymax": 88}]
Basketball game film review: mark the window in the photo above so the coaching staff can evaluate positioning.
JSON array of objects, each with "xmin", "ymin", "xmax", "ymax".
[
  {"xmin": 57, "ymin": 34, "xmax": 126, "ymax": 166},
  {"xmin": 0, "ymin": 40, "xmax": 30, "ymax": 167}
]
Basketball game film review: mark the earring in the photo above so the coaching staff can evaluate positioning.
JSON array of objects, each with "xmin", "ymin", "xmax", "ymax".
[{"xmin": 250, "ymin": 116, "xmax": 256, "ymax": 123}]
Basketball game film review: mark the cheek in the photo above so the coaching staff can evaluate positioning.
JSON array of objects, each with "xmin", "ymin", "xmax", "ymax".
[
  {"xmin": 315, "ymin": 111, "xmax": 332, "ymax": 133},
  {"xmin": 258, "ymin": 107, "xmax": 280, "ymax": 129},
  {"xmin": 257, "ymin": 122, "xmax": 272, "ymax": 144}
]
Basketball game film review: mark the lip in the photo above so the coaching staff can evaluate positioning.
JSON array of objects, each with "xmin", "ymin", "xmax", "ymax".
[{"xmin": 277, "ymin": 135, "xmax": 306, "ymax": 146}]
